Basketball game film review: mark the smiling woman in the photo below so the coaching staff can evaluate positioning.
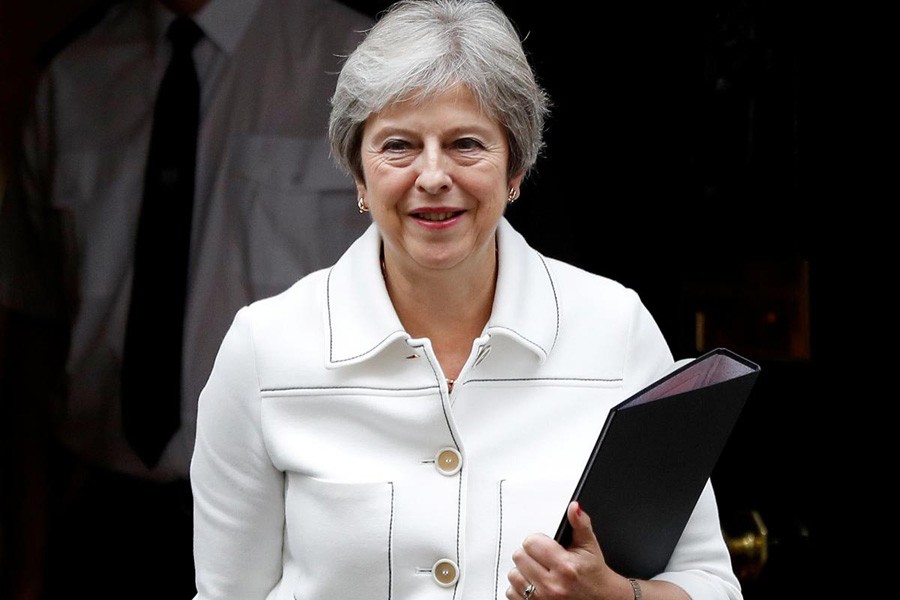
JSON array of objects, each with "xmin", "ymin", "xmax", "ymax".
[
  {"xmin": 190, "ymin": 2, "xmax": 745, "ymax": 600},
  {"xmin": 357, "ymin": 85, "xmax": 520, "ymax": 378}
]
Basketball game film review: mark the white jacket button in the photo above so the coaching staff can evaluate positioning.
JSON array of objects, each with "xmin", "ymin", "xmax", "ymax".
[
  {"xmin": 432, "ymin": 558, "xmax": 459, "ymax": 587},
  {"xmin": 435, "ymin": 447, "xmax": 461, "ymax": 476}
]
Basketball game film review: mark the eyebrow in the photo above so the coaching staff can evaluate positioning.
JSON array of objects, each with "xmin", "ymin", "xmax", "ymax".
[{"xmin": 367, "ymin": 122, "xmax": 501, "ymax": 141}]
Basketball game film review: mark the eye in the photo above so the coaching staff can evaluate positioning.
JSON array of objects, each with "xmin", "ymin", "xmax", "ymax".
[
  {"xmin": 382, "ymin": 138, "xmax": 411, "ymax": 152},
  {"xmin": 453, "ymin": 137, "xmax": 484, "ymax": 151}
]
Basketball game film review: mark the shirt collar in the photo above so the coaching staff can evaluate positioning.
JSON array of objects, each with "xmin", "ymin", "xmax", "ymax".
[
  {"xmin": 153, "ymin": 0, "xmax": 263, "ymax": 55},
  {"xmin": 325, "ymin": 218, "xmax": 560, "ymax": 368}
]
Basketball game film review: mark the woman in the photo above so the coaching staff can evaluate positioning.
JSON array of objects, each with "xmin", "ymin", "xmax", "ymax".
[{"xmin": 190, "ymin": 1, "xmax": 743, "ymax": 599}]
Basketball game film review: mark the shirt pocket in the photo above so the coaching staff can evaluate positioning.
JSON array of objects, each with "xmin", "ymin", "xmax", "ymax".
[
  {"xmin": 494, "ymin": 478, "xmax": 574, "ymax": 600},
  {"xmin": 225, "ymin": 134, "xmax": 370, "ymax": 296},
  {"xmin": 51, "ymin": 148, "xmax": 144, "ymax": 298},
  {"xmin": 285, "ymin": 475, "xmax": 394, "ymax": 600}
]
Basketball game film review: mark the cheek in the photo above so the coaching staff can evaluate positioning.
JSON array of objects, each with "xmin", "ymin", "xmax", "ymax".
[
  {"xmin": 471, "ymin": 178, "xmax": 508, "ymax": 208},
  {"xmin": 368, "ymin": 166, "xmax": 416, "ymax": 197}
]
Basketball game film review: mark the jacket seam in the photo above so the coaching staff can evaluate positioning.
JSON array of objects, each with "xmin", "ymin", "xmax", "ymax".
[
  {"xmin": 453, "ymin": 473, "xmax": 462, "ymax": 600},
  {"xmin": 464, "ymin": 377, "xmax": 622, "ymax": 384},
  {"xmin": 536, "ymin": 254, "xmax": 560, "ymax": 351},
  {"xmin": 260, "ymin": 385, "xmax": 439, "ymax": 393},
  {"xmin": 388, "ymin": 481, "xmax": 394, "ymax": 600},
  {"xmin": 494, "ymin": 479, "xmax": 505, "ymax": 600}
]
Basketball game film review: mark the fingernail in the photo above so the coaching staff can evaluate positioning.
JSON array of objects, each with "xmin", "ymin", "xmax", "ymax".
[{"xmin": 575, "ymin": 502, "xmax": 583, "ymax": 517}]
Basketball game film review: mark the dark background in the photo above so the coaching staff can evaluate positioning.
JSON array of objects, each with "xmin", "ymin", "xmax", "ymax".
[{"xmin": 2, "ymin": 0, "xmax": 860, "ymax": 596}]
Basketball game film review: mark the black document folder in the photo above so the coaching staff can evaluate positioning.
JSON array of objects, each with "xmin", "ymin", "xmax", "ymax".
[{"xmin": 554, "ymin": 347, "xmax": 760, "ymax": 579}]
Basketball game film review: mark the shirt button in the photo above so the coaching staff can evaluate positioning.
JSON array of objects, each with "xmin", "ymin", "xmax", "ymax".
[
  {"xmin": 432, "ymin": 558, "xmax": 459, "ymax": 587},
  {"xmin": 435, "ymin": 447, "xmax": 461, "ymax": 476}
]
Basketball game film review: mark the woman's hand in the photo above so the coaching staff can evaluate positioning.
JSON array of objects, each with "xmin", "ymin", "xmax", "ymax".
[{"xmin": 505, "ymin": 501, "xmax": 633, "ymax": 600}]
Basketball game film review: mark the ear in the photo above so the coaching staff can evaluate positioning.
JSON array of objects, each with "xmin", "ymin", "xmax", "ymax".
[
  {"xmin": 508, "ymin": 171, "xmax": 525, "ymax": 192},
  {"xmin": 355, "ymin": 180, "xmax": 367, "ymax": 199}
]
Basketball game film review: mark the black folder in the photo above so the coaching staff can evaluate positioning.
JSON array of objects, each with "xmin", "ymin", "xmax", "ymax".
[{"xmin": 554, "ymin": 347, "xmax": 760, "ymax": 579}]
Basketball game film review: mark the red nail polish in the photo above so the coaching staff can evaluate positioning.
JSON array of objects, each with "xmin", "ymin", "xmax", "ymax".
[{"xmin": 576, "ymin": 503, "xmax": 583, "ymax": 517}]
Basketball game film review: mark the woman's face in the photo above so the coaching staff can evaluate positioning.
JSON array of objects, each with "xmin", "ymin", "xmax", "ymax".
[{"xmin": 357, "ymin": 85, "xmax": 523, "ymax": 277}]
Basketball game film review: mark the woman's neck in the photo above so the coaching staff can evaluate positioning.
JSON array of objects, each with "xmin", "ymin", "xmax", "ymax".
[{"xmin": 383, "ymin": 244, "xmax": 497, "ymax": 381}]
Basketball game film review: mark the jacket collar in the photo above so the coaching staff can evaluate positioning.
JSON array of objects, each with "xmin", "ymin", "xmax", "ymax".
[{"xmin": 325, "ymin": 218, "xmax": 559, "ymax": 368}]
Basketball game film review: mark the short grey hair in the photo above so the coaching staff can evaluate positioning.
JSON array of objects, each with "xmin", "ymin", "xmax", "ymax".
[{"xmin": 329, "ymin": 0, "xmax": 550, "ymax": 182}]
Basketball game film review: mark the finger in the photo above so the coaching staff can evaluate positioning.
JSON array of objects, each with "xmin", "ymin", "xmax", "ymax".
[
  {"xmin": 505, "ymin": 567, "xmax": 531, "ymax": 600},
  {"xmin": 511, "ymin": 539, "xmax": 547, "ymax": 582},
  {"xmin": 524, "ymin": 532, "xmax": 569, "ymax": 564},
  {"xmin": 505, "ymin": 584, "xmax": 536, "ymax": 600},
  {"xmin": 505, "ymin": 583, "xmax": 527, "ymax": 599},
  {"xmin": 506, "ymin": 566, "xmax": 526, "ymax": 588},
  {"xmin": 567, "ymin": 501, "xmax": 602, "ymax": 553}
]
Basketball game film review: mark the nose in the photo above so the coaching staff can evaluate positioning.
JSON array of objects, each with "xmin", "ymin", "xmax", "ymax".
[{"xmin": 415, "ymin": 143, "xmax": 452, "ymax": 195}]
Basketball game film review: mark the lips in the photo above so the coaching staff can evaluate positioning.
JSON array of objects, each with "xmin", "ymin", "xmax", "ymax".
[{"xmin": 413, "ymin": 211, "xmax": 463, "ymax": 222}]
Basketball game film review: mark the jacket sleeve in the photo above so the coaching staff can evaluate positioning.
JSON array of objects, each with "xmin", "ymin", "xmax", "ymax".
[
  {"xmin": 191, "ymin": 307, "xmax": 285, "ymax": 599},
  {"xmin": 0, "ymin": 72, "xmax": 67, "ymax": 319},
  {"xmin": 622, "ymin": 292, "xmax": 743, "ymax": 600},
  {"xmin": 655, "ymin": 481, "xmax": 743, "ymax": 600}
]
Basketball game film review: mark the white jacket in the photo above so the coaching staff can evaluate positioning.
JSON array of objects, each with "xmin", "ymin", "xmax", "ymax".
[{"xmin": 191, "ymin": 218, "xmax": 742, "ymax": 600}]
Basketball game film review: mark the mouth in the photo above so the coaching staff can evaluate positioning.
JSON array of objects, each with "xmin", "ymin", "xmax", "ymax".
[{"xmin": 413, "ymin": 211, "xmax": 464, "ymax": 222}]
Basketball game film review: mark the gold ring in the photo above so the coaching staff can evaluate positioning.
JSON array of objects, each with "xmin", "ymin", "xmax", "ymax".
[{"xmin": 523, "ymin": 583, "xmax": 536, "ymax": 600}]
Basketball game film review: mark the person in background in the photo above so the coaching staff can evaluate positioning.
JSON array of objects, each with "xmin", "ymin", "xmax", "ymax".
[
  {"xmin": 190, "ymin": 1, "xmax": 744, "ymax": 599},
  {"xmin": 0, "ymin": 0, "xmax": 373, "ymax": 598}
]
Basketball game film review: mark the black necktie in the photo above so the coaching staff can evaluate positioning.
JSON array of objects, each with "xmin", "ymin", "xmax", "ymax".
[{"xmin": 121, "ymin": 17, "xmax": 203, "ymax": 468}]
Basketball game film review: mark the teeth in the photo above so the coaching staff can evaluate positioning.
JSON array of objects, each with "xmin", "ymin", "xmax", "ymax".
[{"xmin": 419, "ymin": 212, "xmax": 455, "ymax": 221}]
